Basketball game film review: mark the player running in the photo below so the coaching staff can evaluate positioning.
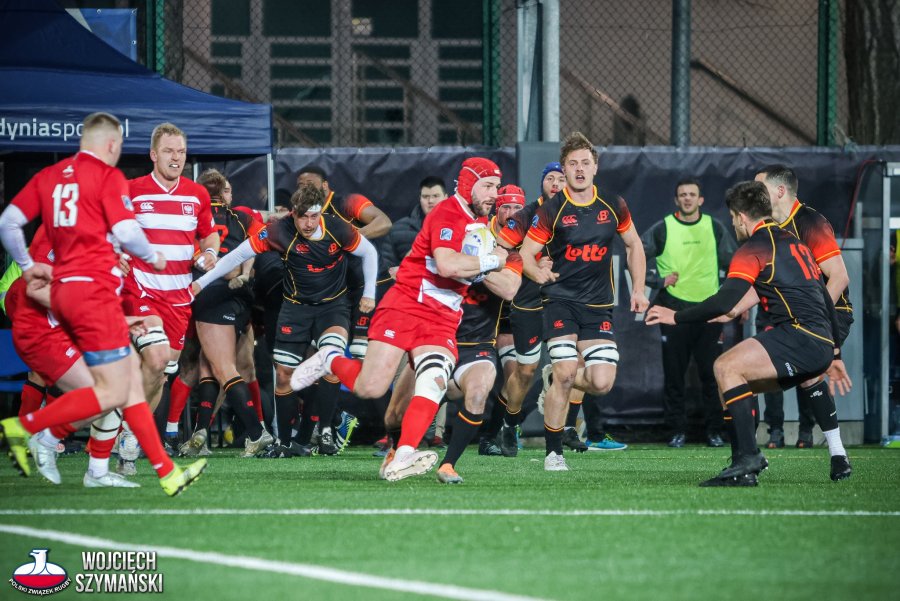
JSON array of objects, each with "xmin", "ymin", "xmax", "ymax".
[
  {"xmin": 520, "ymin": 132, "xmax": 648, "ymax": 471},
  {"xmin": 192, "ymin": 182, "xmax": 379, "ymax": 457},
  {"xmin": 646, "ymin": 181, "xmax": 851, "ymax": 486},
  {"xmin": 290, "ymin": 157, "xmax": 508, "ymax": 481},
  {"xmin": 0, "ymin": 112, "xmax": 206, "ymax": 496}
]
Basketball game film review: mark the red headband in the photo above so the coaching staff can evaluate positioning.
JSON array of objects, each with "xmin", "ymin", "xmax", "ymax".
[{"xmin": 496, "ymin": 184, "xmax": 525, "ymax": 207}]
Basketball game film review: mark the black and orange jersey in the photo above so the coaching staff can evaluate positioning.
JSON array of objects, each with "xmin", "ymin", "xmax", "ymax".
[
  {"xmin": 250, "ymin": 213, "xmax": 361, "ymax": 305},
  {"xmin": 323, "ymin": 191, "xmax": 374, "ymax": 229},
  {"xmin": 210, "ymin": 202, "xmax": 264, "ymax": 257},
  {"xmin": 498, "ymin": 198, "xmax": 544, "ymax": 309},
  {"xmin": 779, "ymin": 200, "xmax": 851, "ymax": 312},
  {"xmin": 526, "ymin": 186, "xmax": 631, "ymax": 307},
  {"xmin": 457, "ymin": 252, "xmax": 524, "ymax": 344},
  {"xmin": 728, "ymin": 220, "xmax": 833, "ymax": 343}
]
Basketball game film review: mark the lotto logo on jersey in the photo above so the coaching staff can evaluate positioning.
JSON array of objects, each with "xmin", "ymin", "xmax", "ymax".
[
  {"xmin": 561, "ymin": 215, "xmax": 578, "ymax": 227},
  {"xmin": 139, "ymin": 202, "xmax": 154, "ymax": 212},
  {"xmin": 564, "ymin": 244, "xmax": 608, "ymax": 262},
  {"xmin": 181, "ymin": 203, "xmax": 195, "ymax": 216},
  {"xmin": 597, "ymin": 210, "xmax": 610, "ymax": 224},
  {"xmin": 440, "ymin": 228, "xmax": 453, "ymax": 241}
]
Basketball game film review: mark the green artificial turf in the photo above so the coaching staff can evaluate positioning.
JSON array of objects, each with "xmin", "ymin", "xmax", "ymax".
[{"xmin": 0, "ymin": 445, "xmax": 897, "ymax": 600}]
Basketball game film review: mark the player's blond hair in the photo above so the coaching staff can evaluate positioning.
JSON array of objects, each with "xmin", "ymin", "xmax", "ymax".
[
  {"xmin": 150, "ymin": 122, "xmax": 186, "ymax": 150},
  {"xmin": 82, "ymin": 112, "xmax": 121, "ymax": 135},
  {"xmin": 560, "ymin": 131, "xmax": 598, "ymax": 165}
]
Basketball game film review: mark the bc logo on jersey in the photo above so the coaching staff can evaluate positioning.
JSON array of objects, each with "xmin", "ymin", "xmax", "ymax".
[{"xmin": 440, "ymin": 228, "xmax": 453, "ymax": 241}]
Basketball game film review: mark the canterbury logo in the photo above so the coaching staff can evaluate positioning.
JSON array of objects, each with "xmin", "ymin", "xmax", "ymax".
[
  {"xmin": 564, "ymin": 244, "xmax": 608, "ymax": 262},
  {"xmin": 561, "ymin": 215, "xmax": 578, "ymax": 226}
]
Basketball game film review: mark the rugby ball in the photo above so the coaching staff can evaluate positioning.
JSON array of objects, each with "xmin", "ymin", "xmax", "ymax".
[{"xmin": 461, "ymin": 225, "xmax": 496, "ymax": 257}]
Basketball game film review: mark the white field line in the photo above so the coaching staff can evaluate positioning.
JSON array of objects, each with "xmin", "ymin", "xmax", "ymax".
[
  {"xmin": 0, "ymin": 524, "xmax": 553, "ymax": 601},
  {"xmin": 0, "ymin": 508, "xmax": 897, "ymax": 517}
]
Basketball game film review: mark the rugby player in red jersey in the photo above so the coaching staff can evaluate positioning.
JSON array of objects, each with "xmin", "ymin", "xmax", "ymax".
[
  {"xmin": 116, "ymin": 123, "xmax": 219, "ymax": 474},
  {"xmin": 291, "ymin": 158, "xmax": 509, "ymax": 481},
  {"xmin": 0, "ymin": 113, "xmax": 206, "ymax": 496}
]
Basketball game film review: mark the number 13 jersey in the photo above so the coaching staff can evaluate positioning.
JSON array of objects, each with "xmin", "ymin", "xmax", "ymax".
[{"xmin": 9, "ymin": 151, "xmax": 134, "ymax": 284}]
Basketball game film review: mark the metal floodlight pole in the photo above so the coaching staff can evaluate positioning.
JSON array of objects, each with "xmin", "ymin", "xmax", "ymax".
[
  {"xmin": 541, "ymin": 0, "xmax": 560, "ymax": 142},
  {"xmin": 671, "ymin": 0, "xmax": 691, "ymax": 146}
]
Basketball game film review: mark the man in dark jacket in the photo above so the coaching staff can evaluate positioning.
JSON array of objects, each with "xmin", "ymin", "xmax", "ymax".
[{"xmin": 381, "ymin": 176, "xmax": 447, "ymax": 274}]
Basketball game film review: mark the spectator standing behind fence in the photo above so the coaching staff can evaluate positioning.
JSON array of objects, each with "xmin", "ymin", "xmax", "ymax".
[{"xmin": 642, "ymin": 179, "xmax": 736, "ymax": 447}]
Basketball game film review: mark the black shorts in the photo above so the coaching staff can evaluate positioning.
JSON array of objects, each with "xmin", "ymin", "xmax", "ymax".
[
  {"xmin": 192, "ymin": 280, "xmax": 251, "ymax": 331},
  {"xmin": 452, "ymin": 342, "xmax": 498, "ymax": 387},
  {"xmin": 834, "ymin": 309, "xmax": 853, "ymax": 347},
  {"xmin": 510, "ymin": 305, "xmax": 543, "ymax": 357},
  {"xmin": 350, "ymin": 278, "xmax": 392, "ymax": 339},
  {"xmin": 756, "ymin": 324, "xmax": 833, "ymax": 389},
  {"xmin": 542, "ymin": 298, "xmax": 615, "ymax": 343},
  {"xmin": 273, "ymin": 298, "xmax": 350, "ymax": 367}
]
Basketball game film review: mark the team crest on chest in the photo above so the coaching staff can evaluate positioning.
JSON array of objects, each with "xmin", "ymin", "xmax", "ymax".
[{"xmin": 181, "ymin": 203, "xmax": 195, "ymax": 216}]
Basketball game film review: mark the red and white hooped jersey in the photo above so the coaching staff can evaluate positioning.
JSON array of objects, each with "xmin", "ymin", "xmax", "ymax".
[
  {"xmin": 127, "ymin": 173, "xmax": 214, "ymax": 306},
  {"xmin": 392, "ymin": 194, "xmax": 486, "ymax": 326}
]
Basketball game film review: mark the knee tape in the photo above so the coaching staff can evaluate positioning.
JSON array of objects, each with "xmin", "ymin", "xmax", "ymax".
[
  {"xmin": 582, "ymin": 344, "xmax": 619, "ymax": 367},
  {"xmin": 412, "ymin": 352, "xmax": 455, "ymax": 405},
  {"xmin": 273, "ymin": 348, "xmax": 303, "ymax": 368},
  {"xmin": 134, "ymin": 326, "xmax": 168, "ymax": 353},
  {"xmin": 516, "ymin": 343, "xmax": 542, "ymax": 365},
  {"xmin": 89, "ymin": 409, "xmax": 123, "ymax": 442},
  {"xmin": 164, "ymin": 360, "xmax": 179, "ymax": 376},
  {"xmin": 317, "ymin": 332, "xmax": 347, "ymax": 353},
  {"xmin": 548, "ymin": 340, "xmax": 578, "ymax": 364},
  {"xmin": 498, "ymin": 345, "xmax": 516, "ymax": 367},
  {"xmin": 348, "ymin": 338, "xmax": 368, "ymax": 360}
]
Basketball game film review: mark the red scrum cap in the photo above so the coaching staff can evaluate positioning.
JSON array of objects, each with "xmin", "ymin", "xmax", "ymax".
[
  {"xmin": 496, "ymin": 184, "xmax": 526, "ymax": 207},
  {"xmin": 456, "ymin": 157, "xmax": 502, "ymax": 202}
]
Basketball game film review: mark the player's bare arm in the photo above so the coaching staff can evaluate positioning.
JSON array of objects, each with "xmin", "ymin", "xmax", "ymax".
[
  {"xmin": 520, "ymin": 237, "xmax": 557, "ymax": 284},
  {"xmin": 817, "ymin": 254, "xmax": 850, "ymax": 305},
  {"xmin": 483, "ymin": 265, "xmax": 522, "ymax": 301},
  {"xmin": 195, "ymin": 232, "xmax": 220, "ymax": 271},
  {"xmin": 620, "ymin": 224, "xmax": 649, "ymax": 312},
  {"xmin": 432, "ymin": 245, "xmax": 507, "ymax": 280},
  {"xmin": 356, "ymin": 204, "xmax": 392, "ymax": 239}
]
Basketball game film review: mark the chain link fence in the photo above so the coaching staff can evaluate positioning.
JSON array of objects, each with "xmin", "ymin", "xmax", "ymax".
[{"xmin": 143, "ymin": 0, "xmax": 848, "ymax": 148}]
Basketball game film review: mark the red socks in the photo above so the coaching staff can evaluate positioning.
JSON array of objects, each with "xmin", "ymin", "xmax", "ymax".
[
  {"xmin": 167, "ymin": 376, "xmax": 192, "ymax": 424},
  {"xmin": 21, "ymin": 387, "xmax": 101, "ymax": 435},
  {"xmin": 397, "ymin": 396, "xmax": 440, "ymax": 449},
  {"xmin": 122, "ymin": 404, "xmax": 174, "ymax": 478},
  {"xmin": 18, "ymin": 381, "xmax": 44, "ymax": 418},
  {"xmin": 248, "ymin": 379, "xmax": 263, "ymax": 421},
  {"xmin": 330, "ymin": 357, "xmax": 362, "ymax": 391}
]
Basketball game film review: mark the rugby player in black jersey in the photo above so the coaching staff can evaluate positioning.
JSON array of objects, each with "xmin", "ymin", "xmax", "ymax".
[
  {"xmin": 193, "ymin": 183, "xmax": 379, "ymax": 457},
  {"xmin": 647, "ymin": 181, "xmax": 851, "ymax": 486},
  {"xmin": 519, "ymin": 132, "xmax": 648, "ymax": 471}
]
